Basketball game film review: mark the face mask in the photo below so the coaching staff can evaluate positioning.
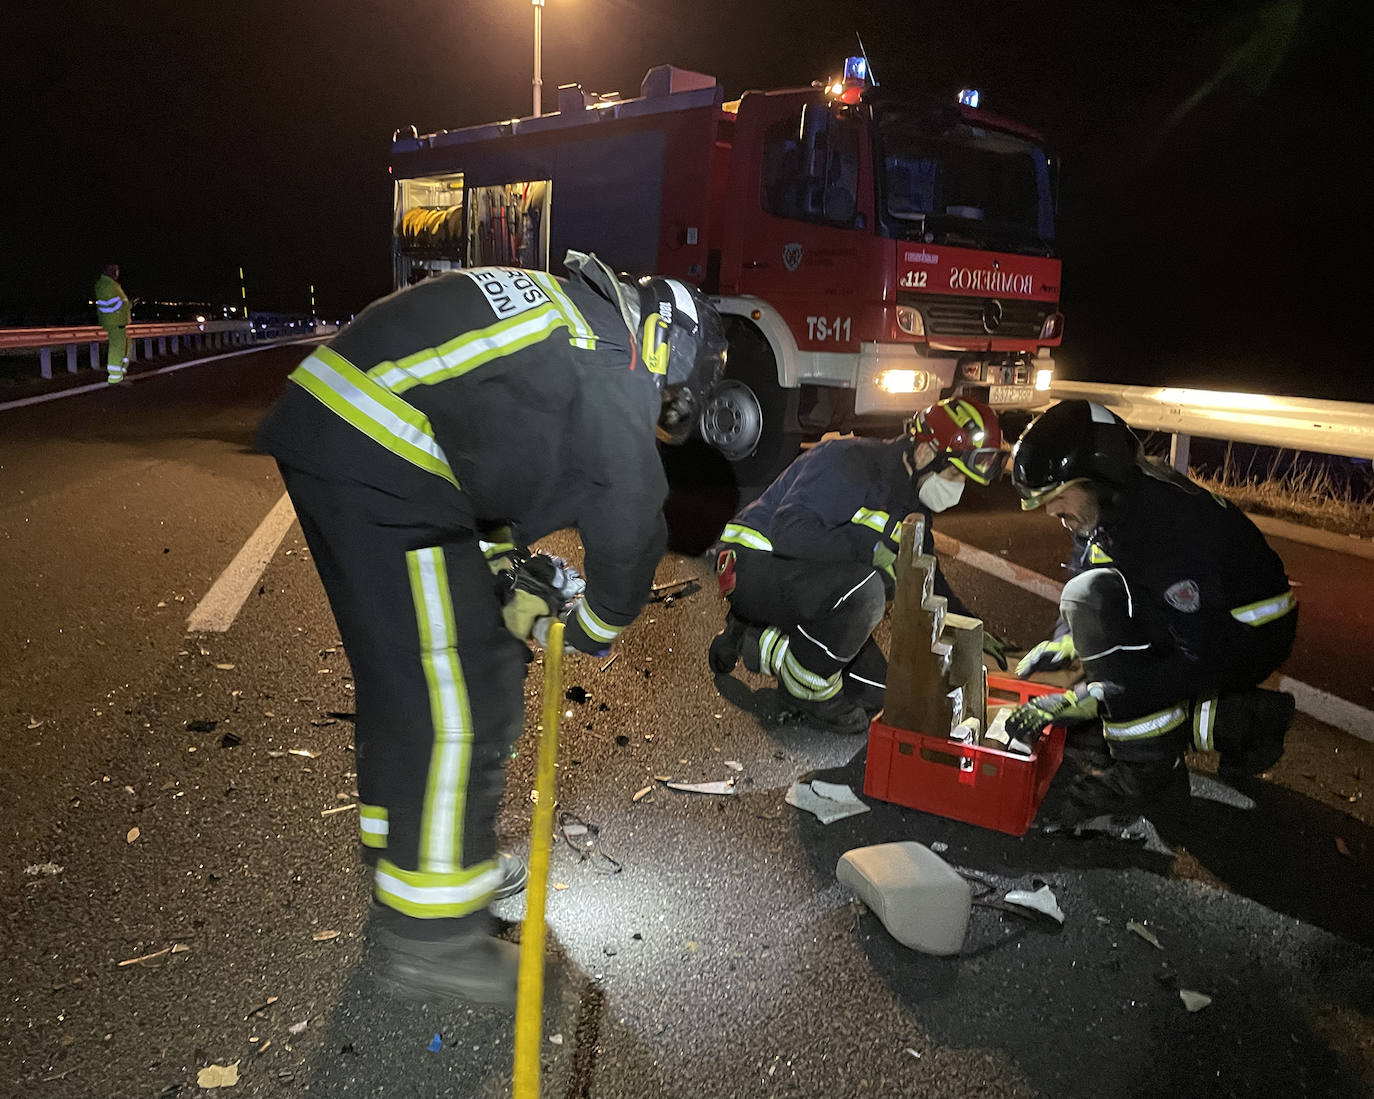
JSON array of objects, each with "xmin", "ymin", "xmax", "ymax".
[{"xmin": 918, "ymin": 471, "xmax": 965, "ymax": 513}]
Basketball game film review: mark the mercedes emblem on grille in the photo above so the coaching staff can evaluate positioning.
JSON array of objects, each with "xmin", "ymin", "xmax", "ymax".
[{"xmin": 981, "ymin": 299, "xmax": 1003, "ymax": 334}]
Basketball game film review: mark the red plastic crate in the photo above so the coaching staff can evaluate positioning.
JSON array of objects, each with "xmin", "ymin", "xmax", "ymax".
[{"xmin": 863, "ymin": 675, "xmax": 1066, "ymax": 836}]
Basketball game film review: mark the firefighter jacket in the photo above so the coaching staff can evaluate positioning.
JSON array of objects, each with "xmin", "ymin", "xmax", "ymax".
[
  {"xmin": 256, "ymin": 265, "xmax": 668, "ymax": 655},
  {"xmin": 720, "ymin": 435, "xmax": 971, "ymax": 616},
  {"xmin": 94, "ymin": 274, "xmax": 130, "ymax": 328},
  {"xmin": 1082, "ymin": 468, "xmax": 1295, "ymax": 674}
]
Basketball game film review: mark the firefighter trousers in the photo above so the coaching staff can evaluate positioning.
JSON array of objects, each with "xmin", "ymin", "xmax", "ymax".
[
  {"xmin": 1061, "ymin": 567, "xmax": 1297, "ymax": 764},
  {"xmin": 277, "ymin": 463, "xmax": 530, "ymax": 939},
  {"xmin": 725, "ymin": 547, "xmax": 887, "ymax": 704}
]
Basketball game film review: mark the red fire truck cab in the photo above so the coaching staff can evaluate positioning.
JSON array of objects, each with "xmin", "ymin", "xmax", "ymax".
[{"xmin": 390, "ymin": 61, "xmax": 1061, "ymax": 480}]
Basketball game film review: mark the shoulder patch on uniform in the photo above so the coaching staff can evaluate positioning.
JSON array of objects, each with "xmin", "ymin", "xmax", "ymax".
[
  {"xmin": 1164, "ymin": 579, "xmax": 1201, "ymax": 613},
  {"xmin": 461, "ymin": 268, "xmax": 551, "ymax": 320}
]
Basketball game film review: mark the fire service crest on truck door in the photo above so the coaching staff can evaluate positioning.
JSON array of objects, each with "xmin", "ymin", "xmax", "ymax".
[{"xmin": 782, "ymin": 243, "xmax": 804, "ymax": 272}]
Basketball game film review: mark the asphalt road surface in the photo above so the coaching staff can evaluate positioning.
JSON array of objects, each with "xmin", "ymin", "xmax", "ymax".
[{"xmin": 3, "ymin": 345, "xmax": 1372, "ymax": 1098}]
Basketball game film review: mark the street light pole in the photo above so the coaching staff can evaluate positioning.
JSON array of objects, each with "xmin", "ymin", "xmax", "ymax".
[{"xmin": 531, "ymin": 0, "xmax": 545, "ymax": 118}]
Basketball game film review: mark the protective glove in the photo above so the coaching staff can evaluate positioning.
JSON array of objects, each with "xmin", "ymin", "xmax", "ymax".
[
  {"xmin": 1005, "ymin": 682, "xmax": 1113, "ymax": 751},
  {"xmin": 500, "ymin": 553, "xmax": 585, "ymax": 641},
  {"xmin": 982, "ymin": 631, "xmax": 1011, "ymax": 671},
  {"xmin": 532, "ymin": 605, "xmax": 611, "ymax": 658},
  {"xmin": 1015, "ymin": 634, "xmax": 1077, "ymax": 679}
]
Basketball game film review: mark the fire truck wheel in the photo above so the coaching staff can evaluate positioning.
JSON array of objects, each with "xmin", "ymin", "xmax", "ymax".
[{"xmin": 701, "ymin": 323, "xmax": 801, "ymax": 487}]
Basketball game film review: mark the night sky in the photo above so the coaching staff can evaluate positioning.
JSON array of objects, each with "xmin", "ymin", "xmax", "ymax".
[{"xmin": 4, "ymin": 1, "xmax": 1368, "ymax": 399}]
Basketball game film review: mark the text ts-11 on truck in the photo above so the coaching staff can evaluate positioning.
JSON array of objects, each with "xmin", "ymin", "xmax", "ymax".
[{"xmin": 390, "ymin": 58, "xmax": 1062, "ymax": 481}]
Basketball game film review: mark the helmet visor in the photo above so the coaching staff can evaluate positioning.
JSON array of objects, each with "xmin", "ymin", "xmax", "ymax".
[{"xmin": 948, "ymin": 447, "xmax": 1007, "ymax": 486}]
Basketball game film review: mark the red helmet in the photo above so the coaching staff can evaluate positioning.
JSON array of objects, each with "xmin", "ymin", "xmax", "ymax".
[{"xmin": 904, "ymin": 398, "xmax": 1006, "ymax": 485}]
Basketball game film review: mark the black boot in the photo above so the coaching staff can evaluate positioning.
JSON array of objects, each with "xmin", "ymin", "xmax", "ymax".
[
  {"xmin": 1215, "ymin": 689, "xmax": 1296, "ymax": 780},
  {"xmin": 374, "ymin": 915, "xmax": 519, "ymax": 1009},
  {"xmin": 776, "ymin": 691, "xmax": 871, "ymax": 736},
  {"xmin": 1045, "ymin": 755, "xmax": 1190, "ymax": 833},
  {"xmin": 708, "ymin": 612, "xmax": 748, "ymax": 674}
]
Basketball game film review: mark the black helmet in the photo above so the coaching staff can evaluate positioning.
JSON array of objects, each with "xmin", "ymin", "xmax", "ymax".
[
  {"xmin": 1011, "ymin": 399, "xmax": 1142, "ymax": 509},
  {"xmin": 633, "ymin": 276, "xmax": 728, "ymax": 446}
]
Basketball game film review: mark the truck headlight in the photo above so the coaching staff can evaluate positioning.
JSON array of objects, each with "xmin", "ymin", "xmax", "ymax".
[
  {"xmin": 896, "ymin": 306, "xmax": 925, "ymax": 337},
  {"xmin": 876, "ymin": 369, "xmax": 929, "ymax": 395}
]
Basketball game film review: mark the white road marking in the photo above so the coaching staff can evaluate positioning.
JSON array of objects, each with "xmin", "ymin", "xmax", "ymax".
[
  {"xmin": 186, "ymin": 493, "xmax": 297, "ymax": 633},
  {"xmin": 933, "ymin": 531, "xmax": 1374, "ymax": 742}
]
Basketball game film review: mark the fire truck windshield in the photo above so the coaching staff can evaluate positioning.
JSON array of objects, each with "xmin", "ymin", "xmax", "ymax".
[{"xmin": 874, "ymin": 106, "xmax": 1055, "ymax": 256}]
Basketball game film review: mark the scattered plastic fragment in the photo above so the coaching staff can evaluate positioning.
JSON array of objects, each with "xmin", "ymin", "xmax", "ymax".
[
  {"xmin": 288, "ymin": 1021, "xmax": 308, "ymax": 1036},
  {"xmin": 1003, "ymin": 883, "xmax": 1065, "ymax": 924},
  {"xmin": 219, "ymin": 732, "xmax": 242, "ymax": 749},
  {"xmin": 905, "ymin": 1048, "xmax": 922, "ymax": 1059},
  {"xmin": 126, "ymin": 827, "xmax": 141, "ymax": 844},
  {"xmin": 197, "ymin": 1062, "xmax": 239, "ymax": 1088},
  {"xmin": 553, "ymin": 882, "xmax": 568, "ymax": 891},
  {"xmin": 427, "ymin": 1033, "xmax": 442, "ymax": 1052},
  {"xmin": 312, "ymin": 930, "xmax": 341, "ymax": 942},
  {"xmin": 27, "ymin": 717, "xmax": 45, "ymax": 729},
  {"xmin": 320, "ymin": 804, "xmax": 358, "ymax": 817},
  {"xmin": 632, "ymin": 786, "xmax": 652, "ymax": 802},
  {"xmin": 1179, "ymin": 989, "xmax": 1212, "ymax": 1012},
  {"xmin": 214, "ymin": 663, "xmax": 236, "ymax": 671},
  {"xmin": 930, "ymin": 842, "xmax": 948, "ymax": 854},
  {"xmin": 599, "ymin": 654, "xmax": 619, "ymax": 672},
  {"xmin": 171, "ymin": 944, "xmax": 190, "ymax": 954},
  {"xmin": 667, "ymin": 779, "xmax": 737, "ymax": 795},
  {"xmin": 1126, "ymin": 921, "xmax": 1164, "ymax": 950},
  {"xmin": 724, "ymin": 760, "xmax": 744, "ymax": 772},
  {"xmin": 287, "ymin": 748, "xmax": 317, "ymax": 759},
  {"xmin": 785, "ymin": 781, "xmax": 869, "ymax": 824},
  {"xmin": 549, "ymin": 1033, "xmax": 564, "ymax": 1045}
]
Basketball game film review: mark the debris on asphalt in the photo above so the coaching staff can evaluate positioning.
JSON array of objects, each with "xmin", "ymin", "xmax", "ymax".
[
  {"xmin": 27, "ymin": 717, "xmax": 45, "ymax": 729},
  {"xmin": 930, "ymin": 842, "xmax": 949, "ymax": 854},
  {"xmin": 1003, "ymin": 883, "xmax": 1065, "ymax": 924},
  {"xmin": 427, "ymin": 1033, "xmax": 442, "ymax": 1052},
  {"xmin": 1126, "ymin": 921, "xmax": 1164, "ymax": 950},
  {"xmin": 632, "ymin": 786, "xmax": 653, "ymax": 802},
  {"xmin": 288, "ymin": 1020, "xmax": 308, "ymax": 1035},
  {"xmin": 724, "ymin": 760, "xmax": 744, "ymax": 772},
  {"xmin": 219, "ymin": 732, "xmax": 242, "ymax": 749},
  {"xmin": 647, "ymin": 579, "xmax": 700, "ymax": 604},
  {"xmin": 312, "ymin": 929, "xmax": 341, "ymax": 942},
  {"xmin": 550, "ymin": 1033, "xmax": 564, "ymax": 1045},
  {"xmin": 554, "ymin": 882, "xmax": 568, "ymax": 890},
  {"xmin": 667, "ymin": 779, "xmax": 737, "ymax": 795},
  {"xmin": 565, "ymin": 686, "xmax": 589, "ymax": 704},
  {"xmin": 24, "ymin": 863, "xmax": 63, "ymax": 877},
  {"xmin": 320, "ymin": 803, "xmax": 358, "ymax": 817},
  {"xmin": 614, "ymin": 735, "xmax": 630, "ymax": 747},
  {"xmin": 214, "ymin": 663, "xmax": 236, "ymax": 671},
  {"xmin": 785, "ymin": 780, "xmax": 869, "ymax": 824},
  {"xmin": 118, "ymin": 946, "xmax": 171, "ymax": 967},
  {"xmin": 197, "ymin": 1062, "xmax": 239, "ymax": 1088},
  {"xmin": 186, "ymin": 719, "xmax": 218, "ymax": 733},
  {"xmin": 126, "ymin": 826, "xmax": 140, "ymax": 844},
  {"xmin": 599, "ymin": 654, "xmax": 619, "ymax": 672},
  {"xmin": 287, "ymin": 748, "xmax": 317, "ymax": 759},
  {"xmin": 244, "ymin": 996, "xmax": 279, "ymax": 1020},
  {"xmin": 1179, "ymin": 989, "xmax": 1213, "ymax": 1012},
  {"xmin": 905, "ymin": 1048, "xmax": 922, "ymax": 1059}
]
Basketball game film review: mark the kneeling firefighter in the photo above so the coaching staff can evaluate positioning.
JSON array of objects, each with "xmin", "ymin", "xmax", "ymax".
[
  {"xmin": 709, "ymin": 398, "xmax": 1009, "ymax": 735},
  {"xmin": 1006, "ymin": 400, "xmax": 1298, "ymax": 830},
  {"xmin": 256, "ymin": 252, "xmax": 726, "ymax": 1006}
]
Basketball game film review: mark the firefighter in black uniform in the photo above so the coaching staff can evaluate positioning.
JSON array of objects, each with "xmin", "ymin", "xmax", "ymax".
[
  {"xmin": 1005, "ymin": 400, "xmax": 1298, "ymax": 829},
  {"xmin": 709, "ymin": 398, "xmax": 1010, "ymax": 735},
  {"xmin": 257, "ymin": 252, "xmax": 725, "ymax": 1006}
]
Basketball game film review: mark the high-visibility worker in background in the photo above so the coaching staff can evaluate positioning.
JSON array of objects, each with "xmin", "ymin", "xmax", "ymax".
[
  {"xmin": 708, "ymin": 398, "xmax": 1010, "ymax": 735},
  {"xmin": 1005, "ymin": 399, "xmax": 1298, "ymax": 830},
  {"xmin": 256, "ymin": 252, "xmax": 726, "ymax": 1008},
  {"xmin": 93, "ymin": 262, "xmax": 132, "ymax": 384}
]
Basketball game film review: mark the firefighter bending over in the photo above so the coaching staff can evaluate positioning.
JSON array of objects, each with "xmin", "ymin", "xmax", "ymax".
[
  {"xmin": 256, "ymin": 252, "xmax": 725, "ymax": 1007},
  {"xmin": 1005, "ymin": 400, "xmax": 1298, "ymax": 831},
  {"xmin": 709, "ymin": 398, "xmax": 1010, "ymax": 736}
]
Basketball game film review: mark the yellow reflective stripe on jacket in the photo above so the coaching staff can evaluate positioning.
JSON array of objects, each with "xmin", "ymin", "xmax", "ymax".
[
  {"xmin": 1088, "ymin": 543, "xmax": 1113, "ymax": 564},
  {"xmin": 1102, "ymin": 705, "xmax": 1187, "ymax": 741},
  {"xmin": 367, "ymin": 303, "xmax": 569, "ymax": 394},
  {"xmin": 720, "ymin": 522, "xmax": 773, "ymax": 552},
  {"xmin": 407, "ymin": 547, "xmax": 474, "ymax": 875},
  {"xmin": 290, "ymin": 347, "xmax": 458, "ymax": 487},
  {"xmin": 1191, "ymin": 693, "xmax": 1219, "ymax": 751},
  {"xmin": 1230, "ymin": 589, "xmax": 1296, "ymax": 626},
  {"xmin": 530, "ymin": 271, "xmax": 598, "ymax": 350},
  {"xmin": 851, "ymin": 507, "xmax": 890, "ymax": 534},
  {"xmin": 576, "ymin": 601, "xmax": 621, "ymax": 644},
  {"xmin": 373, "ymin": 857, "xmax": 501, "ymax": 919},
  {"xmin": 359, "ymin": 803, "xmax": 388, "ymax": 849}
]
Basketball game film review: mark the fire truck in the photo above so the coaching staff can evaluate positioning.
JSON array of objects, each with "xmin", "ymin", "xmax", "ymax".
[{"xmin": 390, "ymin": 59, "xmax": 1062, "ymax": 480}]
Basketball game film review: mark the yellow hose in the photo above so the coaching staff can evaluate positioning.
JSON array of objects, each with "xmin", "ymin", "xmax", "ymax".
[{"xmin": 512, "ymin": 621, "xmax": 563, "ymax": 1099}]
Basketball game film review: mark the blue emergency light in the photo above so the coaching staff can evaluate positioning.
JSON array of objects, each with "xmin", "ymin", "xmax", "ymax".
[
  {"xmin": 844, "ymin": 56, "xmax": 868, "ymax": 83},
  {"xmin": 958, "ymin": 88, "xmax": 981, "ymax": 109}
]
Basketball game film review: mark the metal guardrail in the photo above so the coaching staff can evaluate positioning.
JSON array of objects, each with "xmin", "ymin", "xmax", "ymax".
[
  {"xmin": 1047, "ymin": 379, "xmax": 1374, "ymax": 467},
  {"xmin": 0, "ymin": 320, "xmax": 253, "ymax": 379}
]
